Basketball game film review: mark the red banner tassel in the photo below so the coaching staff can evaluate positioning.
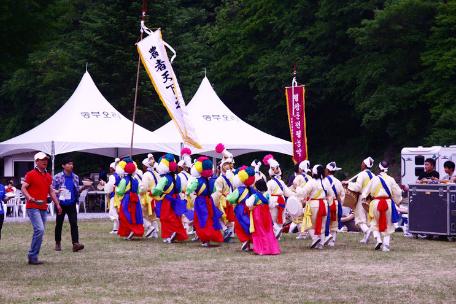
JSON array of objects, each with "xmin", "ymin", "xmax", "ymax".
[
  {"xmin": 315, "ymin": 199, "xmax": 327, "ymax": 235},
  {"xmin": 330, "ymin": 199, "xmax": 337, "ymax": 222},
  {"xmin": 376, "ymin": 197, "xmax": 389, "ymax": 232}
]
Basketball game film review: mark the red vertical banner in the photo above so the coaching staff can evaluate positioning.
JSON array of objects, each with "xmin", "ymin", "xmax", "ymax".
[{"xmin": 285, "ymin": 85, "xmax": 307, "ymax": 163}]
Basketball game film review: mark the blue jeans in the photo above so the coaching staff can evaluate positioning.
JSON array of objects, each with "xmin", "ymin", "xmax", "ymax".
[{"xmin": 27, "ymin": 209, "xmax": 47, "ymax": 261}]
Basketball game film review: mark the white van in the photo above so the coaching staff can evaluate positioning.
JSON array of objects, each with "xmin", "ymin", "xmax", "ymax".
[{"xmin": 401, "ymin": 146, "xmax": 456, "ymax": 185}]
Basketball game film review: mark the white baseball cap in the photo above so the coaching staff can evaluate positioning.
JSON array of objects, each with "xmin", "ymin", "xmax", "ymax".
[
  {"xmin": 326, "ymin": 161, "xmax": 342, "ymax": 171},
  {"xmin": 34, "ymin": 152, "xmax": 49, "ymax": 161}
]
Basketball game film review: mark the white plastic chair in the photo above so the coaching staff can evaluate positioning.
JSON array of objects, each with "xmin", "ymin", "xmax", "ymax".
[
  {"xmin": 79, "ymin": 190, "xmax": 88, "ymax": 213},
  {"xmin": 6, "ymin": 197, "xmax": 20, "ymax": 217}
]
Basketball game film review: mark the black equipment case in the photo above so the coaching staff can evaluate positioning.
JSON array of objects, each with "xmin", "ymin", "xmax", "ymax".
[{"xmin": 408, "ymin": 184, "xmax": 456, "ymax": 236}]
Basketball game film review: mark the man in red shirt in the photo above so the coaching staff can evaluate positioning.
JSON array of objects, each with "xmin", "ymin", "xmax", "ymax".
[{"xmin": 21, "ymin": 152, "xmax": 62, "ymax": 265}]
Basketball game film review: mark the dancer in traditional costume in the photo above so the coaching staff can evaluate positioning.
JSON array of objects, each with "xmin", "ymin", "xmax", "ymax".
[
  {"xmin": 139, "ymin": 154, "xmax": 160, "ymax": 239},
  {"xmin": 227, "ymin": 166, "xmax": 280, "ymax": 255},
  {"xmin": 186, "ymin": 157, "xmax": 224, "ymax": 247},
  {"xmin": 151, "ymin": 154, "xmax": 188, "ymax": 243},
  {"xmin": 291, "ymin": 160, "xmax": 312, "ymax": 191},
  {"xmin": 324, "ymin": 162, "xmax": 345, "ymax": 247},
  {"xmin": 290, "ymin": 160, "xmax": 312, "ymax": 239},
  {"xmin": 297, "ymin": 165, "xmax": 334, "ymax": 249},
  {"xmin": 360, "ymin": 161, "xmax": 402, "ymax": 252},
  {"xmin": 346, "ymin": 157, "xmax": 375, "ymax": 244},
  {"xmin": 104, "ymin": 158, "xmax": 121, "ymax": 234},
  {"xmin": 212, "ymin": 143, "xmax": 236, "ymax": 241},
  {"xmin": 177, "ymin": 147, "xmax": 195, "ymax": 236},
  {"xmin": 116, "ymin": 158, "xmax": 144, "ymax": 240},
  {"xmin": 263, "ymin": 154, "xmax": 295, "ymax": 239}
]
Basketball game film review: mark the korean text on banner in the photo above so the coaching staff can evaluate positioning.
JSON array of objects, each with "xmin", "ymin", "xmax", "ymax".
[
  {"xmin": 137, "ymin": 29, "xmax": 201, "ymax": 149},
  {"xmin": 285, "ymin": 85, "xmax": 307, "ymax": 163}
]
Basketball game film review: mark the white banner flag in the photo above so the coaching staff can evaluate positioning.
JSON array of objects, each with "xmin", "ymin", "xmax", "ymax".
[{"xmin": 137, "ymin": 28, "xmax": 201, "ymax": 149}]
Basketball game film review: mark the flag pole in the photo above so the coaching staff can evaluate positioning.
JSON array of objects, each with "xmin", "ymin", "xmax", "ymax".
[{"xmin": 130, "ymin": 0, "xmax": 147, "ymax": 158}]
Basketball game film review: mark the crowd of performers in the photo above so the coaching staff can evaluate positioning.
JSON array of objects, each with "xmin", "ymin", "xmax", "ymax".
[{"xmin": 104, "ymin": 144, "xmax": 403, "ymax": 255}]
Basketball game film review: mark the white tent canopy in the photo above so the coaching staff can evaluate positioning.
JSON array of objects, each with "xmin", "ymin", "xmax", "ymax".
[
  {"xmin": 153, "ymin": 77, "xmax": 292, "ymax": 157},
  {"xmin": 0, "ymin": 72, "xmax": 179, "ymax": 158}
]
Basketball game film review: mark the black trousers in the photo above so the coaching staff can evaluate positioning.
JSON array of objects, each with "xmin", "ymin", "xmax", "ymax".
[
  {"xmin": 55, "ymin": 204, "xmax": 79, "ymax": 243},
  {"xmin": 0, "ymin": 213, "xmax": 4, "ymax": 240}
]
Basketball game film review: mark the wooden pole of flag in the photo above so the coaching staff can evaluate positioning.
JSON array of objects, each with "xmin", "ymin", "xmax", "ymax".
[{"xmin": 130, "ymin": 0, "xmax": 148, "ymax": 157}]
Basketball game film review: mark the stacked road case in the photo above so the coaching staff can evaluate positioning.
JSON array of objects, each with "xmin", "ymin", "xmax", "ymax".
[{"xmin": 408, "ymin": 184, "xmax": 456, "ymax": 236}]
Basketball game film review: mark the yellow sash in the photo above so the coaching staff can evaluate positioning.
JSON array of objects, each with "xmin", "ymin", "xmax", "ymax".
[
  {"xmin": 301, "ymin": 203, "xmax": 313, "ymax": 232},
  {"xmin": 218, "ymin": 181, "xmax": 231, "ymax": 221},
  {"xmin": 114, "ymin": 181, "xmax": 131, "ymax": 209},
  {"xmin": 155, "ymin": 182, "xmax": 174, "ymax": 201},
  {"xmin": 249, "ymin": 209, "xmax": 255, "ymax": 233},
  {"xmin": 311, "ymin": 189, "xmax": 323, "ymax": 200}
]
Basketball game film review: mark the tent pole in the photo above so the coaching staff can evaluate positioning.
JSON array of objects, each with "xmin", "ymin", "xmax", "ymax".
[{"xmin": 51, "ymin": 140, "xmax": 55, "ymax": 176}]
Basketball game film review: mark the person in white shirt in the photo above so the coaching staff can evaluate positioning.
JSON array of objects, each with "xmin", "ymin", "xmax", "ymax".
[
  {"xmin": 263, "ymin": 154, "xmax": 295, "ymax": 239},
  {"xmin": 324, "ymin": 161, "xmax": 345, "ymax": 247},
  {"xmin": 360, "ymin": 161, "xmax": 402, "ymax": 252},
  {"xmin": 344, "ymin": 157, "xmax": 375, "ymax": 244},
  {"xmin": 441, "ymin": 161, "xmax": 456, "ymax": 182},
  {"xmin": 297, "ymin": 165, "xmax": 335, "ymax": 249},
  {"xmin": 104, "ymin": 158, "xmax": 121, "ymax": 234}
]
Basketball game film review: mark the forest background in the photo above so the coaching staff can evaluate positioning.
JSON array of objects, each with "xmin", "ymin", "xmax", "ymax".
[{"xmin": 1, "ymin": 0, "xmax": 455, "ymax": 177}]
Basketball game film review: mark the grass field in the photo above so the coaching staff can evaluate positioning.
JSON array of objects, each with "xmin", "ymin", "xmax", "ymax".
[{"xmin": 1, "ymin": 219, "xmax": 456, "ymax": 304}]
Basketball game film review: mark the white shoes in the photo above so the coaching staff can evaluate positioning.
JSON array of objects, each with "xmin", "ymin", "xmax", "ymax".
[
  {"xmin": 324, "ymin": 235, "xmax": 333, "ymax": 246},
  {"xmin": 275, "ymin": 228, "xmax": 283, "ymax": 240},
  {"xmin": 327, "ymin": 240, "xmax": 335, "ymax": 247},
  {"xmin": 145, "ymin": 226, "xmax": 156, "ymax": 238},
  {"xmin": 311, "ymin": 238, "xmax": 321, "ymax": 249},
  {"xmin": 360, "ymin": 230, "xmax": 372, "ymax": 244},
  {"xmin": 125, "ymin": 231, "xmax": 134, "ymax": 240},
  {"xmin": 163, "ymin": 232, "xmax": 178, "ymax": 244},
  {"xmin": 109, "ymin": 230, "xmax": 118, "ymax": 235},
  {"xmin": 241, "ymin": 241, "xmax": 250, "ymax": 252},
  {"xmin": 375, "ymin": 241, "xmax": 383, "ymax": 250},
  {"xmin": 382, "ymin": 245, "xmax": 390, "ymax": 252}
]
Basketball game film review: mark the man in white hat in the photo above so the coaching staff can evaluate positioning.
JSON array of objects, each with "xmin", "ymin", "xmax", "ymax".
[
  {"xmin": 213, "ymin": 143, "xmax": 236, "ymax": 241},
  {"xmin": 139, "ymin": 154, "xmax": 160, "ymax": 238},
  {"xmin": 345, "ymin": 157, "xmax": 375, "ymax": 244},
  {"xmin": 21, "ymin": 152, "xmax": 62, "ymax": 265},
  {"xmin": 263, "ymin": 154, "xmax": 295, "ymax": 239},
  {"xmin": 324, "ymin": 161, "xmax": 345, "ymax": 247},
  {"xmin": 104, "ymin": 158, "xmax": 121, "ymax": 234},
  {"xmin": 360, "ymin": 160, "xmax": 402, "ymax": 252}
]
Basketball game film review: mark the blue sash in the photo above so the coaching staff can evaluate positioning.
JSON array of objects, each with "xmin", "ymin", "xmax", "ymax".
[
  {"xmin": 222, "ymin": 174, "xmax": 233, "ymax": 191},
  {"xmin": 234, "ymin": 202, "xmax": 251, "ymax": 236},
  {"xmin": 121, "ymin": 175, "xmax": 143, "ymax": 225},
  {"xmin": 148, "ymin": 169, "xmax": 158, "ymax": 185},
  {"xmin": 377, "ymin": 175, "xmax": 401, "ymax": 223},
  {"xmin": 272, "ymin": 177, "xmax": 286, "ymax": 208},
  {"xmin": 327, "ymin": 175, "xmax": 343, "ymax": 230},
  {"xmin": 301, "ymin": 173, "xmax": 308, "ymax": 183},
  {"xmin": 272, "ymin": 177, "xmax": 284, "ymax": 192}
]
